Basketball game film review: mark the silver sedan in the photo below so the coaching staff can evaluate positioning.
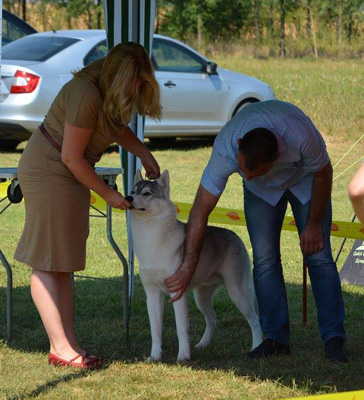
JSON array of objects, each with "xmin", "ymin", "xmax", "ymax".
[{"xmin": 0, "ymin": 30, "xmax": 276, "ymax": 150}]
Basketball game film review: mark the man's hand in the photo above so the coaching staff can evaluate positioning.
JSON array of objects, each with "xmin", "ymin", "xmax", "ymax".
[
  {"xmin": 300, "ymin": 162, "xmax": 332, "ymax": 256},
  {"xmin": 165, "ymin": 263, "xmax": 196, "ymax": 302},
  {"xmin": 164, "ymin": 185, "xmax": 220, "ymax": 303},
  {"xmin": 300, "ymin": 224, "xmax": 324, "ymax": 256}
]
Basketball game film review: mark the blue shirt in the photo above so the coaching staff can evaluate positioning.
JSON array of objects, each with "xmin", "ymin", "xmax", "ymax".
[{"xmin": 201, "ymin": 100, "xmax": 329, "ymax": 206}]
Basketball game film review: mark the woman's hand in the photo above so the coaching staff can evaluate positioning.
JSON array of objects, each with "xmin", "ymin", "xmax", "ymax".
[
  {"xmin": 141, "ymin": 152, "xmax": 160, "ymax": 179},
  {"xmin": 116, "ymin": 127, "xmax": 160, "ymax": 179},
  {"xmin": 103, "ymin": 188, "xmax": 131, "ymax": 210}
]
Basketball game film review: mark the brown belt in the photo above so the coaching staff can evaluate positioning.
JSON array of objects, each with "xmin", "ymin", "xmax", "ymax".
[{"xmin": 39, "ymin": 123, "xmax": 62, "ymax": 152}]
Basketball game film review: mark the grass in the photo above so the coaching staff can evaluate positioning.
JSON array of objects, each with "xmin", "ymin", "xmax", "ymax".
[{"xmin": 1, "ymin": 57, "xmax": 364, "ymax": 400}]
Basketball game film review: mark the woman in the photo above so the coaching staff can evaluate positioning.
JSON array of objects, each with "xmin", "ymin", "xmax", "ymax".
[
  {"xmin": 14, "ymin": 42, "xmax": 162, "ymax": 369},
  {"xmin": 348, "ymin": 162, "xmax": 364, "ymax": 227}
]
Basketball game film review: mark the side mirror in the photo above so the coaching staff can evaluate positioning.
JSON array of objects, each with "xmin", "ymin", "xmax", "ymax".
[{"xmin": 204, "ymin": 61, "xmax": 218, "ymax": 75}]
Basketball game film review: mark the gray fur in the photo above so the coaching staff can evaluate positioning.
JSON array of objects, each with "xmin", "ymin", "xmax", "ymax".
[{"xmin": 128, "ymin": 170, "xmax": 262, "ymax": 362}]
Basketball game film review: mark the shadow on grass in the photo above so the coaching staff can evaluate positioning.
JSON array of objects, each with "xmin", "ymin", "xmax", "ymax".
[
  {"xmin": 6, "ymin": 370, "xmax": 94, "ymax": 400},
  {"xmin": 1, "ymin": 275, "xmax": 364, "ymax": 396},
  {"xmin": 103, "ymin": 137, "xmax": 215, "ymax": 154}
]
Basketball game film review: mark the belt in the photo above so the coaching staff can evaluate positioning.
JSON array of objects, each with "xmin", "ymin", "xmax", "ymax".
[{"xmin": 39, "ymin": 123, "xmax": 62, "ymax": 152}]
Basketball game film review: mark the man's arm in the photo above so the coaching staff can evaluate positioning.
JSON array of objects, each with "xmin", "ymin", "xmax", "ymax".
[
  {"xmin": 300, "ymin": 161, "xmax": 333, "ymax": 256},
  {"xmin": 165, "ymin": 185, "xmax": 220, "ymax": 302}
]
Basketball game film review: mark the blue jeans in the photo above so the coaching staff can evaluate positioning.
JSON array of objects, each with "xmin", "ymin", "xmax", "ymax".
[{"xmin": 244, "ymin": 186, "xmax": 346, "ymax": 345}]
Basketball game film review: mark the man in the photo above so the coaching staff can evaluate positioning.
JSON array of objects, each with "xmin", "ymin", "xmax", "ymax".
[{"xmin": 165, "ymin": 100, "xmax": 348, "ymax": 363}]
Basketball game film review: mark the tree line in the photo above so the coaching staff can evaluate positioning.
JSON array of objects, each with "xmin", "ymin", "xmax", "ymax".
[{"xmin": 5, "ymin": 0, "xmax": 364, "ymax": 58}]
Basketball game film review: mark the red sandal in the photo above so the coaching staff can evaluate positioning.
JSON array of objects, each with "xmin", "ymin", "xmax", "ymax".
[
  {"xmin": 48, "ymin": 353, "xmax": 103, "ymax": 370},
  {"xmin": 85, "ymin": 352, "xmax": 108, "ymax": 365}
]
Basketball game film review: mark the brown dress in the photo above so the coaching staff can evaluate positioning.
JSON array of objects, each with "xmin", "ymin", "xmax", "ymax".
[{"xmin": 14, "ymin": 77, "xmax": 125, "ymax": 272}]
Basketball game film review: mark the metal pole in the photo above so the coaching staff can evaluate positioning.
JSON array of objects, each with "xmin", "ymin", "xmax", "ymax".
[
  {"xmin": 0, "ymin": 249, "xmax": 13, "ymax": 342},
  {"xmin": 106, "ymin": 204, "xmax": 129, "ymax": 329},
  {"xmin": 335, "ymin": 214, "xmax": 357, "ymax": 264}
]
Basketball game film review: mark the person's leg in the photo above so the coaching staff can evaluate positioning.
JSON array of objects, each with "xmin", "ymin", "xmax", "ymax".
[
  {"xmin": 288, "ymin": 193, "xmax": 346, "ymax": 342},
  {"xmin": 58, "ymin": 272, "xmax": 85, "ymax": 354},
  {"xmin": 244, "ymin": 187, "xmax": 290, "ymax": 345},
  {"xmin": 31, "ymin": 269, "xmax": 82, "ymax": 361}
]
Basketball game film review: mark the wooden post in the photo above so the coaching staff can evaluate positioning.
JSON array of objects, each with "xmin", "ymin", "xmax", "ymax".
[{"xmin": 303, "ymin": 261, "xmax": 307, "ymax": 325}]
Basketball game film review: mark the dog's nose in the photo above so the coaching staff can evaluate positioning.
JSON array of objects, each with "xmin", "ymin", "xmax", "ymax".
[{"xmin": 125, "ymin": 195, "xmax": 133, "ymax": 203}]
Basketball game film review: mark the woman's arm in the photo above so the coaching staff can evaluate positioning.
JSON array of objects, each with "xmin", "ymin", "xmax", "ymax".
[
  {"xmin": 116, "ymin": 127, "xmax": 160, "ymax": 179},
  {"xmin": 61, "ymin": 123, "xmax": 130, "ymax": 210},
  {"xmin": 348, "ymin": 162, "xmax": 364, "ymax": 227}
]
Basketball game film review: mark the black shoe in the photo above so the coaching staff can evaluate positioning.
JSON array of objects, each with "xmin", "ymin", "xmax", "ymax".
[
  {"xmin": 246, "ymin": 338, "xmax": 291, "ymax": 359},
  {"xmin": 324, "ymin": 336, "xmax": 349, "ymax": 363}
]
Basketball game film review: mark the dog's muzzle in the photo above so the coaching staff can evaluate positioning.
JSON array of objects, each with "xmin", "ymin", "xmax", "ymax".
[{"xmin": 125, "ymin": 195, "xmax": 145, "ymax": 211}]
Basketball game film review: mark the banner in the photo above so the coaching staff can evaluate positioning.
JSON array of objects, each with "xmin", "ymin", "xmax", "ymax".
[{"xmin": 340, "ymin": 240, "xmax": 364, "ymax": 285}]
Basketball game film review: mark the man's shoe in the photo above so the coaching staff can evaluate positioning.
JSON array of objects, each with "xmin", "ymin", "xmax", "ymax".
[
  {"xmin": 246, "ymin": 338, "xmax": 291, "ymax": 359},
  {"xmin": 324, "ymin": 336, "xmax": 349, "ymax": 363}
]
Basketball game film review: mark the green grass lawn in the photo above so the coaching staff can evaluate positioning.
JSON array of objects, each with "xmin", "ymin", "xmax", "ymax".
[{"xmin": 1, "ymin": 58, "xmax": 364, "ymax": 400}]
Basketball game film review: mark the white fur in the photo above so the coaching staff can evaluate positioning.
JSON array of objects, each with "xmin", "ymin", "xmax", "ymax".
[{"xmin": 129, "ymin": 170, "xmax": 262, "ymax": 362}]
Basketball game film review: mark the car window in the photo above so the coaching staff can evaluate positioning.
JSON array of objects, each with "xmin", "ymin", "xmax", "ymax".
[
  {"xmin": 152, "ymin": 39, "xmax": 204, "ymax": 74},
  {"xmin": 2, "ymin": 36, "xmax": 80, "ymax": 61},
  {"xmin": 84, "ymin": 40, "xmax": 108, "ymax": 66},
  {"xmin": 2, "ymin": 17, "xmax": 29, "ymax": 45},
  {"xmin": 1, "ymin": 10, "xmax": 37, "ymax": 46}
]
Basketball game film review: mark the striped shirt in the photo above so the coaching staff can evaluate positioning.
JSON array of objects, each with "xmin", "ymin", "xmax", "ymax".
[{"xmin": 201, "ymin": 100, "xmax": 329, "ymax": 206}]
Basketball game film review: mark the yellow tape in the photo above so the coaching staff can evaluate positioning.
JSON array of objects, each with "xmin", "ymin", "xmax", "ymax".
[
  {"xmin": 280, "ymin": 390, "xmax": 364, "ymax": 400},
  {"xmin": 1, "ymin": 182, "xmax": 363, "ymax": 240},
  {"xmin": 174, "ymin": 201, "xmax": 364, "ymax": 241}
]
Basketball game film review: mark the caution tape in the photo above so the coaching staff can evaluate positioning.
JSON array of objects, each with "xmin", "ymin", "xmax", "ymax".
[
  {"xmin": 280, "ymin": 390, "xmax": 364, "ymax": 400},
  {"xmin": 1, "ymin": 182, "xmax": 363, "ymax": 240},
  {"xmin": 174, "ymin": 201, "xmax": 364, "ymax": 241}
]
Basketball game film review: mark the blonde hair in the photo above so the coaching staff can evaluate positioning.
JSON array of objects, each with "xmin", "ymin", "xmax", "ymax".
[{"xmin": 73, "ymin": 42, "xmax": 162, "ymax": 125}]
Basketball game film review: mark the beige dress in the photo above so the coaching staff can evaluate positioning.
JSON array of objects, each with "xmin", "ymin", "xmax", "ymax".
[{"xmin": 14, "ymin": 77, "xmax": 125, "ymax": 272}]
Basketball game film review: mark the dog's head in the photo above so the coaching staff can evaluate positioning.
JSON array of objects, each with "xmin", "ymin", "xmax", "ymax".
[{"xmin": 126, "ymin": 170, "xmax": 171, "ymax": 215}]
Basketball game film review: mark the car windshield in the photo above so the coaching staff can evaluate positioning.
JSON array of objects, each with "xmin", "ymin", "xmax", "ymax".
[{"xmin": 2, "ymin": 36, "xmax": 80, "ymax": 61}]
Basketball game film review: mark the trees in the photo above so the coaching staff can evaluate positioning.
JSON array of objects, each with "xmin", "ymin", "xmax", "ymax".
[{"xmin": 5, "ymin": 0, "xmax": 364, "ymax": 57}]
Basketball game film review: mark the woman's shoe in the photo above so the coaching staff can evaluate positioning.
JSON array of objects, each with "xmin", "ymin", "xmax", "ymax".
[
  {"xmin": 85, "ymin": 352, "xmax": 108, "ymax": 365},
  {"xmin": 48, "ymin": 353, "xmax": 102, "ymax": 370}
]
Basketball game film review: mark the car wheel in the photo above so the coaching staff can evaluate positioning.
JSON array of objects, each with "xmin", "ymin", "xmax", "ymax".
[
  {"xmin": 233, "ymin": 99, "xmax": 259, "ymax": 117},
  {"xmin": 148, "ymin": 137, "xmax": 177, "ymax": 147},
  {"xmin": 0, "ymin": 140, "xmax": 20, "ymax": 152}
]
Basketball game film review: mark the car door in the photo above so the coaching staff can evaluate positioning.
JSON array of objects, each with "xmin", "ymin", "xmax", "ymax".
[{"xmin": 147, "ymin": 37, "xmax": 228, "ymax": 137}]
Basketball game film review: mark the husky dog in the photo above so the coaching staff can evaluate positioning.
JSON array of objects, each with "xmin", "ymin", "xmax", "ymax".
[{"xmin": 127, "ymin": 170, "xmax": 262, "ymax": 362}]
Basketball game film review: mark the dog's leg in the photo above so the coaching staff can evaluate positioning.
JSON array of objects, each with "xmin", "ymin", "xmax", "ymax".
[
  {"xmin": 171, "ymin": 293, "xmax": 190, "ymax": 362},
  {"xmin": 193, "ymin": 284, "xmax": 219, "ymax": 348},
  {"xmin": 224, "ymin": 277, "xmax": 262, "ymax": 350},
  {"xmin": 146, "ymin": 288, "xmax": 164, "ymax": 361}
]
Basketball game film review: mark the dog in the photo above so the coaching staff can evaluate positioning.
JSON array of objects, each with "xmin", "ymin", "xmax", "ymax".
[{"xmin": 126, "ymin": 170, "xmax": 262, "ymax": 362}]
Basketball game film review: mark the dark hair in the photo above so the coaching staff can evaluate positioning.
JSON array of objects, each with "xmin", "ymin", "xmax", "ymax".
[{"xmin": 238, "ymin": 128, "xmax": 278, "ymax": 170}]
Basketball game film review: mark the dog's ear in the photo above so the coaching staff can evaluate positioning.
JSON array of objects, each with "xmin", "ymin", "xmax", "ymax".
[
  {"xmin": 156, "ymin": 170, "xmax": 170, "ymax": 200},
  {"xmin": 134, "ymin": 169, "xmax": 143, "ymax": 185}
]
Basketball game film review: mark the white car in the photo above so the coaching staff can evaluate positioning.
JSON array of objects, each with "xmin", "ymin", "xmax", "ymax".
[{"xmin": 0, "ymin": 30, "xmax": 276, "ymax": 150}]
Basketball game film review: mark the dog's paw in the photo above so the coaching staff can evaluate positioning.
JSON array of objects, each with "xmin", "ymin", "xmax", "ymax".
[
  {"xmin": 176, "ymin": 353, "xmax": 190, "ymax": 362},
  {"xmin": 194, "ymin": 341, "xmax": 209, "ymax": 349},
  {"xmin": 146, "ymin": 355, "xmax": 162, "ymax": 363}
]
